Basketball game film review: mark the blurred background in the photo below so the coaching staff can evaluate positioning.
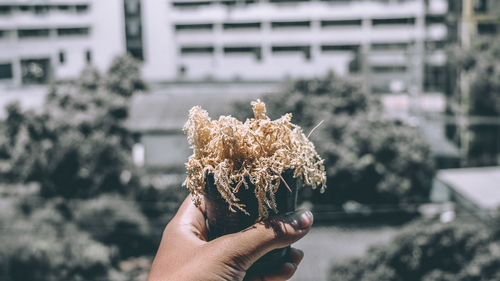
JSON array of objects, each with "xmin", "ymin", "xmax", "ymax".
[{"xmin": 0, "ymin": 0, "xmax": 500, "ymax": 280}]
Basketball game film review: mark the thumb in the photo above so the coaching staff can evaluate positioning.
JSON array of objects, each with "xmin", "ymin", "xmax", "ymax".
[{"xmin": 207, "ymin": 210, "xmax": 313, "ymax": 271}]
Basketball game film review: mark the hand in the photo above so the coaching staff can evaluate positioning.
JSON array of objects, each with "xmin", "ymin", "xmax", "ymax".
[{"xmin": 147, "ymin": 195, "xmax": 313, "ymax": 281}]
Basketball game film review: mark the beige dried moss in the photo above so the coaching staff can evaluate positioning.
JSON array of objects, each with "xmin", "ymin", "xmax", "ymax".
[{"xmin": 182, "ymin": 100, "xmax": 326, "ymax": 220}]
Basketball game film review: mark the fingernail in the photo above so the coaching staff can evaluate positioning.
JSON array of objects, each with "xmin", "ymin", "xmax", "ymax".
[
  {"xmin": 285, "ymin": 210, "xmax": 313, "ymax": 230},
  {"xmin": 283, "ymin": 262, "xmax": 296, "ymax": 271}
]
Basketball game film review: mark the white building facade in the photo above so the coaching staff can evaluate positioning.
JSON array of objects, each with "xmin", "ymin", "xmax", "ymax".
[
  {"xmin": 0, "ymin": 0, "xmax": 125, "ymax": 87},
  {"xmin": 142, "ymin": 0, "xmax": 449, "ymax": 94},
  {"xmin": 0, "ymin": 0, "xmax": 450, "ymax": 95}
]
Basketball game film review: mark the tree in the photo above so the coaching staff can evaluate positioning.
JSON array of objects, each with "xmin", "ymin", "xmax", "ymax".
[
  {"xmin": 105, "ymin": 54, "xmax": 148, "ymax": 98},
  {"xmin": 448, "ymin": 38, "xmax": 500, "ymax": 166},
  {"xmin": 237, "ymin": 74, "xmax": 434, "ymax": 205},
  {"xmin": 0, "ymin": 54, "xmax": 147, "ymax": 198}
]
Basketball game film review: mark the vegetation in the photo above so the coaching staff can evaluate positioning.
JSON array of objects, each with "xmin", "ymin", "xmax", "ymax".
[
  {"xmin": 0, "ymin": 54, "xmax": 183, "ymax": 281},
  {"xmin": 329, "ymin": 219, "xmax": 500, "ymax": 281},
  {"xmin": 236, "ymin": 74, "xmax": 435, "ymax": 206},
  {"xmin": 448, "ymin": 38, "xmax": 500, "ymax": 166}
]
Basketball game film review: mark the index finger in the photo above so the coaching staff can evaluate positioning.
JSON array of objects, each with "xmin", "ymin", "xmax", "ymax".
[{"xmin": 169, "ymin": 195, "xmax": 208, "ymax": 242}]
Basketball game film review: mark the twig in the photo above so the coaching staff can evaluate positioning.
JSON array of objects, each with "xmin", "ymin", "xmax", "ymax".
[
  {"xmin": 307, "ymin": 120, "xmax": 325, "ymax": 138},
  {"xmin": 279, "ymin": 173, "xmax": 292, "ymax": 192},
  {"xmin": 270, "ymin": 168, "xmax": 292, "ymax": 192}
]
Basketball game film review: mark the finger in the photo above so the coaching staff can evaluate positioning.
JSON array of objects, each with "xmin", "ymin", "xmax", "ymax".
[
  {"xmin": 262, "ymin": 248, "xmax": 305, "ymax": 281},
  {"xmin": 264, "ymin": 262, "xmax": 297, "ymax": 281},
  {"xmin": 207, "ymin": 210, "xmax": 313, "ymax": 271},
  {"xmin": 287, "ymin": 248, "xmax": 304, "ymax": 266},
  {"xmin": 244, "ymin": 248, "xmax": 304, "ymax": 281},
  {"xmin": 167, "ymin": 195, "xmax": 208, "ymax": 242}
]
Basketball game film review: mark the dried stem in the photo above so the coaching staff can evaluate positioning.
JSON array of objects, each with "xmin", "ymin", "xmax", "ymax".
[{"xmin": 307, "ymin": 120, "xmax": 325, "ymax": 138}]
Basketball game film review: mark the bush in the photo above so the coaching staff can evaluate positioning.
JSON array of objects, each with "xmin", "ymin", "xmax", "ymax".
[
  {"xmin": 329, "ymin": 220, "xmax": 496, "ymax": 281},
  {"xmin": 0, "ymin": 199, "xmax": 116, "ymax": 281},
  {"xmin": 73, "ymin": 195, "xmax": 153, "ymax": 258}
]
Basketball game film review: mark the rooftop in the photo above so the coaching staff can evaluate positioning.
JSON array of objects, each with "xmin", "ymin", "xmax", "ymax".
[
  {"xmin": 127, "ymin": 83, "xmax": 271, "ymax": 132},
  {"xmin": 437, "ymin": 166, "xmax": 500, "ymax": 210}
]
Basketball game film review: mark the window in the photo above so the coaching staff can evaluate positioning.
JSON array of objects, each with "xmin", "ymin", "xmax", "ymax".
[
  {"xmin": 126, "ymin": 19, "xmax": 141, "ymax": 36},
  {"xmin": 57, "ymin": 27, "xmax": 90, "ymax": 37},
  {"xmin": 125, "ymin": 0, "xmax": 140, "ymax": 14},
  {"xmin": 21, "ymin": 58, "xmax": 50, "ymax": 85},
  {"xmin": 371, "ymin": 42, "xmax": 409, "ymax": 51},
  {"xmin": 85, "ymin": 50, "xmax": 92, "ymax": 64},
  {"xmin": 128, "ymin": 48, "xmax": 143, "ymax": 60},
  {"xmin": 59, "ymin": 51, "xmax": 65, "ymax": 64},
  {"xmin": 34, "ymin": 5, "xmax": 50, "ymax": 15},
  {"xmin": 0, "ymin": 5, "xmax": 12, "ymax": 15},
  {"xmin": 172, "ymin": 1, "xmax": 212, "ymax": 8},
  {"xmin": 474, "ymin": 0, "xmax": 488, "ymax": 13},
  {"xmin": 124, "ymin": 0, "xmax": 144, "ymax": 60},
  {"xmin": 220, "ymin": 0, "xmax": 259, "ymax": 5},
  {"xmin": 18, "ymin": 5, "xmax": 32, "ymax": 12},
  {"xmin": 223, "ymin": 22, "xmax": 261, "ymax": 30},
  {"xmin": 426, "ymin": 15, "xmax": 446, "ymax": 25},
  {"xmin": 269, "ymin": 0, "xmax": 310, "ymax": 3},
  {"xmin": 224, "ymin": 46, "xmax": 262, "ymax": 60},
  {"xmin": 424, "ymin": 65, "xmax": 446, "ymax": 92},
  {"xmin": 372, "ymin": 17, "xmax": 415, "ymax": 26},
  {"xmin": 271, "ymin": 21, "xmax": 310, "ymax": 29},
  {"xmin": 478, "ymin": 23, "xmax": 497, "ymax": 35},
  {"xmin": 321, "ymin": 19, "xmax": 362, "ymax": 27},
  {"xmin": 175, "ymin": 23, "xmax": 213, "ymax": 32},
  {"xmin": 56, "ymin": 5, "xmax": 70, "ymax": 11},
  {"xmin": 272, "ymin": 45, "xmax": 311, "ymax": 60},
  {"xmin": 221, "ymin": 0, "xmax": 237, "ymax": 6},
  {"xmin": 75, "ymin": 4, "xmax": 89, "ymax": 13},
  {"xmin": 321, "ymin": 44, "xmax": 359, "ymax": 52},
  {"xmin": 0, "ymin": 63, "xmax": 13, "ymax": 79},
  {"xmin": 425, "ymin": 40, "xmax": 446, "ymax": 50},
  {"xmin": 180, "ymin": 46, "xmax": 215, "ymax": 55},
  {"xmin": 18, "ymin": 29, "xmax": 50, "ymax": 39},
  {"xmin": 371, "ymin": 65, "xmax": 407, "ymax": 73}
]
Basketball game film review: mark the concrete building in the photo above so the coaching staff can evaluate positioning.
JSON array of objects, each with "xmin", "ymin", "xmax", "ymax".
[
  {"xmin": 0, "ymin": 0, "xmax": 450, "ymax": 96},
  {"xmin": 0, "ymin": 0, "xmax": 125, "ymax": 88},
  {"xmin": 432, "ymin": 167, "xmax": 500, "ymax": 220},
  {"xmin": 461, "ymin": 0, "xmax": 500, "ymax": 46},
  {"xmin": 141, "ymin": 0, "xmax": 449, "ymax": 94}
]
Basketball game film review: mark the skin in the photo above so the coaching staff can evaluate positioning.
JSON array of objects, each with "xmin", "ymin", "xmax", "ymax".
[{"xmin": 148, "ymin": 195, "xmax": 314, "ymax": 281}]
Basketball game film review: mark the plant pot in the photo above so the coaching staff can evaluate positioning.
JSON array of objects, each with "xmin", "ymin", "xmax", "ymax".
[{"xmin": 204, "ymin": 170, "xmax": 299, "ymax": 274}]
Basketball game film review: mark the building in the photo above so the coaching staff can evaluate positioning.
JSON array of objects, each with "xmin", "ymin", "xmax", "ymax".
[
  {"xmin": 0, "ymin": 0, "xmax": 125, "ymax": 88},
  {"xmin": 0, "ymin": 0, "xmax": 450, "ymax": 96},
  {"xmin": 139, "ymin": 0, "xmax": 449, "ymax": 94},
  {"xmin": 432, "ymin": 166, "xmax": 500, "ymax": 220},
  {"xmin": 127, "ymin": 84, "xmax": 267, "ymax": 170},
  {"xmin": 461, "ymin": 0, "xmax": 500, "ymax": 46}
]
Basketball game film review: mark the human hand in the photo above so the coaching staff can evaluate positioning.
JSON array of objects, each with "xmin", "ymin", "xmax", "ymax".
[{"xmin": 147, "ymin": 195, "xmax": 313, "ymax": 281}]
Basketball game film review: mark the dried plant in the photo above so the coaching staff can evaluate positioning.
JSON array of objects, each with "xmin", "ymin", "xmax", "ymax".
[{"xmin": 183, "ymin": 100, "xmax": 326, "ymax": 220}]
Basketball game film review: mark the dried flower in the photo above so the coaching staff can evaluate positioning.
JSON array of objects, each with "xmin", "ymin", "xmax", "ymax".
[{"xmin": 183, "ymin": 100, "xmax": 326, "ymax": 220}]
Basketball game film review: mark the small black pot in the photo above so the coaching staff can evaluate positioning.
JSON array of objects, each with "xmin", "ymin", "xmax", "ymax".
[{"xmin": 204, "ymin": 170, "xmax": 299, "ymax": 274}]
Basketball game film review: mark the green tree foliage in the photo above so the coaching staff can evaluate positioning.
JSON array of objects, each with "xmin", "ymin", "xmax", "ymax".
[
  {"xmin": 238, "ymin": 74, "xmax": 434, "ymax": 205},
  {"xmin": 329, "ymin": 220, "xmax": 500, "ymax": 281},
  {"xmin": 105, "ymin": 54, "xmax": 148, "ymax": 98},
  {"xmin": 458, "ymin": 39, "xmax": 500, "ymax": 117},
  {"xmin": 448, "ymin": 39, "xmax": 500, "ymax": 166},
  {"xmin": 0, "ymin": 55, "xmax": 147, "ymax": 198}
]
